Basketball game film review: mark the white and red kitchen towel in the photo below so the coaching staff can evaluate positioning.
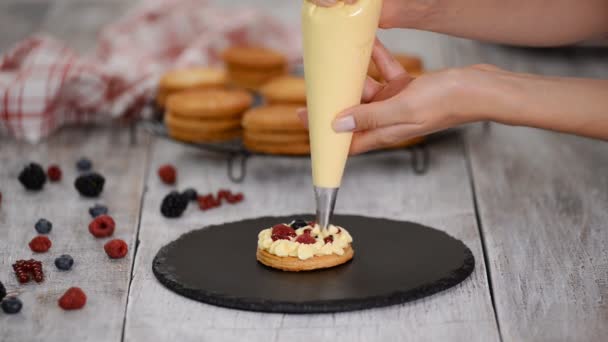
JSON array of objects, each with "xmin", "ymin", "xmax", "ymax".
[{"xmin": 0, "ymin": 0, "xmax": 301, "ymax": 143}]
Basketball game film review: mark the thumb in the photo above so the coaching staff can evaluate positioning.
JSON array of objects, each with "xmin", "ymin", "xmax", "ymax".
[{"xmin": 332, "ymin": 99, "xmax": 404, "ymax": 133}]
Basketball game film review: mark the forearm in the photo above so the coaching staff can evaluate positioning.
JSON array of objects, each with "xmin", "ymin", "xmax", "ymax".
[
  {"xmin": 412, "ymin": 0, "xmax": 608, "ymax": 46},
  {"xmin": 487, "ymin": 71, "xmax": 608, "ymax": 140}
]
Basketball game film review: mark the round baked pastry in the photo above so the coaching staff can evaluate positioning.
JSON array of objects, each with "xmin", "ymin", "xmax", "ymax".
[
  {"xmin": 166, "ymin": 88, "xmax": 253, "ymax": 119},
  {"xmin": 156, "ymin": 67, "xmax": 227, "ymax": 107},
  {"xmin": 259, "ymin": 76, "xmax": 306, "ymax": 105},
  {"xmin": 257, "ymin": 221, "xmax": 354, "ymax": 272}
]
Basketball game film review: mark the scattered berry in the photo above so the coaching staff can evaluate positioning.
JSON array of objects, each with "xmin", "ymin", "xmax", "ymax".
[
  {"xmin": 18, "ymin": 163, "xmax": 46, "ymax": 191},
  {"xmin": 158, "ymin": 164, "xmax": 177, "ymax": 185},
  {"xmin": 197, "ymin": 194, "xmax": 217, "ymax": 210},
  {"xmin": 58, "ymin": 287, "xmax": 86, "ymax": 310},
  {"xmin": 104, "ymin": 239, "xmax": 128, "ymax": 259},
  {"xmin": 296, "ymin": 234, "xmax": 316, "ymax": 244},
  {"xmin": 88, "ymin": 215, "xmax": 115, "ymax": 238},
  {"xmin": 324, "ymin": 236, "xmax": 334, "ymax": 244},
  {"xmin": 89, "ymin": 204, "xmax": 108, "ymax": 218},
  {"xmin": 55, "ymin": 255, "xmax": 74, "ymax": 271},
  {"xmin": 290, "ymin": 219, "xmax": 309, "ymax": 229},
  {"xmin": 74, "ymin": 172, "xmax": 105, "ymax": 197},
  {"xmin": 0, "ymin": 281, "xmax": 6, "ymax": 302},
  {"xmin": 217, "ymin": 189, "xmax": 231, "ymax": 200},
  {"xmin": 182, "ymin": 188, "xmax": 198, "ymax": 201},
  {"xmin": 160, "ymin": 191, "xmax": 188, "ymax": 218},
  {"xmin": 35, "ymin": 218, "xmax": 53, "ymax": 234},
  {"xmin": 47, "ymin": 165, "xmax": 62, "ymax": 182},
  {"xmin": 271, "ymin": 224, "xmax": 296, "ymax": 241},
  {"xmin": 29, "ymin": 236, "xmax": 52, "ymax": 253},
  {"xmin": 76, "ymin": 158, "xmax": 92, "ymax": 172},
  {"xmin": 1, "ymin": 297, "xmax": 22, "ymax": 314}
]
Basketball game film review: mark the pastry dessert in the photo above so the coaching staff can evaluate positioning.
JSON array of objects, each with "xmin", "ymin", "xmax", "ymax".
[
  {"xmin": 368, "ymin": 53, "xmax": 424, "ymax": 81},
  {"xmin": 256, "ymin": 220, "xmax": 354, "ymax": 271},
  {"xmin": 156, "ymin": 67, "xmax": 227, "ymax": 107},
  {"xmin": 242, "ymin": 105, "xmax": 310, "ymax": 155},
  {"xmin": 222, "ymin": 46, "xmax": 288, "ymax": 90},
  {"xmin": 259, "ymin": 76, "xmax": 306, "ymax": 105},
  {"xmin": 165, "ymin": 88, "xmax": 252, "ymax": 142}
]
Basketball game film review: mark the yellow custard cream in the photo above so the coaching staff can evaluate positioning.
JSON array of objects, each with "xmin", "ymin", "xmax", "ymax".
[
  {"xmin": 302, "ymin": 0, "xmax": 382, "ymax": 188},
  {"xmin": 257, "ymin": 223, "xmax": 353, "ymax": 260}
]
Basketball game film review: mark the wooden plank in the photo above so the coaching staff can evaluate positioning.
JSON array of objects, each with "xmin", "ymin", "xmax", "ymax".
[
  {"xmin": 448, "ymin": 38, "xmax": 608, "ymax": 340},
  {"xmin": 0, "ymin": 125, "xmax": 150, "ymax": 342},
  {"xmin": 124, "ymin": 134, "xmax": 499, "ymax": 341}
]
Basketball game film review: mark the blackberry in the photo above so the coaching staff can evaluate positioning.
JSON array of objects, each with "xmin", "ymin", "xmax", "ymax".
[
  {"xmin": 0, "ymin": 281, "xmax": 6, "ymax": 302},
  {"xmin": 89, "ymin": 204, "xmax": 108, "ymax": 218},
  {"xmin": 76, "ymin": 158, "xmax": 92, "ymax": 172},
  {"xmin": 182, "ymin": 188, "xmax": 198, "ymax": 201},
  {"xmin": 74, "ymin": 172, "xmax": 105, "ymax": 197},
  {"xmin": 18, "ymin": 163, "xmax": 47, "ymax": 190},
  {"xmin": 290, "ymin": 219, "xmax": 309, "ymax": 229},
  {"xmin": 160, "ymin": 191, "xmax": 188, "ymax": 218},
  {"xmin": 55, "ymin": 255, "xmax": 74, "ymax": 271},
  {"xmin": 1, "ymin": 297, "xmax": 22, "ymax": 314},
  {"xmin": 35, "ymin": 218, "xmax": 53, "ymax": 234}
]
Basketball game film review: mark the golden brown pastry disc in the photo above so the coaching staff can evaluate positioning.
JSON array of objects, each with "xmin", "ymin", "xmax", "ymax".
[{"xmin": 256, "ymin": 246, "xmax": 354, "ymax": 272}]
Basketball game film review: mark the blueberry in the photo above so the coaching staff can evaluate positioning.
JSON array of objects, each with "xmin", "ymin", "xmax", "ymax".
[
  {"xmin": 76, "ymin": 158, "xmax": 92, "ymax": 172},
  {"xmin": 89, "ymin": 204, "xmax": 108, "ymax": 218},
  {"xmin": 35, "ymin": 218, "xmax": 52, "ymax": 234},
  {"xmin": 182, "ymin": 188, "xmax": 198, "ymax": 201},
  {"xmin": 54, "ymin": 255, "xmax": 74, "ymax": 271},
  {"xmin": 1, "ymin": 297, "xmax": 22, "ymax": 314},
  {"xmin": 290, "ymin": 219, "xmax": 309, "ymax": 229}
]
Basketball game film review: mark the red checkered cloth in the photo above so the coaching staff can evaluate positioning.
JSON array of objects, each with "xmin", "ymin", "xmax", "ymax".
[{"xmin": 0, "ymin": 0, "xmax": 301, "ymax": 143}]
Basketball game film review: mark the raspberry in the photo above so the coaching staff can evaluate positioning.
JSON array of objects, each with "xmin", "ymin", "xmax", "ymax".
[
  {"xmin": 217, "ymin": 189, "xmax": 231, "ymax": 200},
  {"xmin": 271, "ymin": 224, "xmax": 296, "ymax": 241},
  {"xmin": 55, "ymin": 255, "xmax": 74, "ymax": 271},
  {"xmin": 88, "ymin": 215, "xmax": 115, "ymax": 238},
  {"xmin": 324, "ymin": 236, "xmax": 334, "ymax": 244},
  {"xmin": 35, "ymin": 218, "xmax": 53, "ymax": 234},
  {"xmin": 296, "ymin": 234, "xmax": 316, "ymax": 244},
  {"xmin": 158, "ymin": 164, "xmax": 177, "ymax": 185},
  {"xmin": 104, "ymin": 239, "xmax": 128, "ymax": 259},
  {"xmin": 76, "ymin": 158, "xmax": 92, "ymax": 172},
  {"xmin": 226, "ymin": 193, "xmax": 244, "ymax": 204},
  {"xmin": 182, "ymin": 188, "xmax": 198, "ymax": 201},
  {"xmin": 0, "ymin": 281, "xmax": 6, "ymax": 302},
  {"xmin": 58, "ymin": 287, "xmax": 86, "ymax": 310},
  {"xmin": 89, "ymin": 204, "xmax": 108, "ymax": 218},
  {"xmin": 29, "ymin": 236, "xmax": 51, "ymax": 253},
  {"xmin": 161, "ymin": 191, "xmax": 188, "ymax": 218},
  {"xmin": 47, "ymin": 165, "xmax": 62, "ymax": 182},
  {"xmin": 74, "ymin": 172, "xmax": 105, "ymax": 197},
  {"xmin": 197, "ymin": 194, "xmax": 218, "ymax": 211},
  {"xmin": 18, "ymin": 162, "xmax": 46, "ymax": 191},
  {"xmin": 1, "ymin": 297, "xmax": 22, "ymax": 314}
]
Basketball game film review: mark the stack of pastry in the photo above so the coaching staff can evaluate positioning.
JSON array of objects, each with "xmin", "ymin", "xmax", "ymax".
[
  {"xmin": 242, "ymin": 105, "xmax": 310, "ymax": 155},
  {"xmin": 222, "ymin": 46, "xmax": 288, "ymax": 90},
  {"xmin": 368, "ymin": 53, "xmax": 424, "ymax": 82},
  {"xmin": 259, "ymin": 76, "xmax": 306, "ymax": 106},
  {"xmin": 156, "ymin": 67, "xmax": 227, "ymax": 108},
  {"xmin": 165, "ymin": 88, "xmax": 253, "ymax": 143}
]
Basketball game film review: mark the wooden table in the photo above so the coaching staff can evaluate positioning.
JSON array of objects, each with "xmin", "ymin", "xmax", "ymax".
[{"xmin": 1, "ymin": 1, "xmax": 607, "ymax": 341}]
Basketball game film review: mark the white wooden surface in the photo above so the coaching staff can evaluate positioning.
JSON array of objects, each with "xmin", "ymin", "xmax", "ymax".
[
  {"xmin": 0, "ymin": 125, "xmax": 149, "ymax": 342},
  {"xmin": 123, "ymin": 135, "xmax": 499, "ymax": 342}
]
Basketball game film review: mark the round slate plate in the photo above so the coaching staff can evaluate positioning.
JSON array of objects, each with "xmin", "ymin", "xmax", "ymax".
[{"xmin": 153, "ymin": 215, "xmax": 475, "ymax": 313}]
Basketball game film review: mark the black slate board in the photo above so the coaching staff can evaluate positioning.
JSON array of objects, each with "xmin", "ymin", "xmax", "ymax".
[{"xmin": 152, "ymin": 215, "xmax": 475, "ymax": 313}]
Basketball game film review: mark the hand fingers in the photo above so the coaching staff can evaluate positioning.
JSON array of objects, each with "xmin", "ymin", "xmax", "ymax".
[
  {"xmin": 333, "ymin": 97, "xmax": 411, "ymax": 133},
  {"xmin": 296, "ymin": 107, "xmax": 309, "ymax": 129},
  {"xmin": 362, "ymin": 76, "xmax": 384, "ymax": 103},
  {"xmin": 349, "ymin": 125, "xmax": 423, "ymax": 155},
  {"xmin": 371, "ymin": 38, "xmax": 407, "ymax": 82}
]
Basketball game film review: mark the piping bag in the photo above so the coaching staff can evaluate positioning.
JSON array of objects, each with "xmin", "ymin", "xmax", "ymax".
[{"xmin": 301, "ymin": 0, "xmax": 383, "ymax": 230}]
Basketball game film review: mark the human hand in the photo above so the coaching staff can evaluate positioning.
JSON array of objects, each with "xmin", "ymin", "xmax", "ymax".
[{"xmin": 298, "ymin": 39, "xmax": 515, "ymax": 154}]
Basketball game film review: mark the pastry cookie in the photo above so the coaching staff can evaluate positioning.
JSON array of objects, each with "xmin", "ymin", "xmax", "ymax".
[
  {"xmin": 242, "ymin": 105, "xmax": 310, "ymax": 155},
  {"xmin": 166, "ymin": 89, "xmax": 253, "ymax": 119},
  {"xmin": 259, "ymin": 76, "xmax": 306, "ymax": 105},
  {"xmin": 167, "ymin": 128, "xmax": 243, "ymax": 143},
  {"xmin": 156, "ymin": 67, "xmax": 227, "ymax": 107},
  {"xmin": 165, "ymin": 112, "xmax": 242, "ymax": 133},
  {"xmin": 222, "ymin": 46, "xmax": 288, "ymax": 89},
  {"xmin": 256, "ymin": 221, "xmax": 354, "ymax": 272},
  {"xmin": 244, "ymin": 138, "xmax": 311, "ymax": 155},
  {"xmin": 242, "ymin": 105, "xmax": 307, "ymax": 133}
]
